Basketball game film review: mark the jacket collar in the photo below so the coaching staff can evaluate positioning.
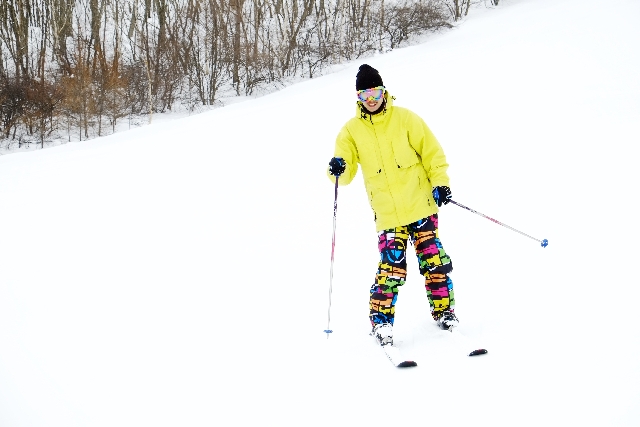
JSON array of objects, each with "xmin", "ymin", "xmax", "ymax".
[{"xmin": 355, "ymin": 91, "xmax": 394, "ymax": 124}]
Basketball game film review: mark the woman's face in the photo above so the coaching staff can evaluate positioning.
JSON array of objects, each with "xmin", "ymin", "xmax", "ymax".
[
  {"xmin": 362, "ymin": 96, "xmax": 384, "ymax": 112},
  {"xmin": 357, "ymin": 87, "xmax": 385, "ymax": 112}
]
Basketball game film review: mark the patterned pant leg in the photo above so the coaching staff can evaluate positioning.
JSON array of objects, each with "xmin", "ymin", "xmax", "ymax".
[
  {"xmin": 409, "ymin": 215, "xmax": 455, "ymax": 320},
  {"xmin": 369, "ymin": 226, "xmax": 409, "ymax": 326}
]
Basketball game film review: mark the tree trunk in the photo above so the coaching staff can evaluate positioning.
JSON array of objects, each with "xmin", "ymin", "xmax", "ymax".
[{"xmin": 232, "ymin": 0, "xmax": 243, "ymax": 95}]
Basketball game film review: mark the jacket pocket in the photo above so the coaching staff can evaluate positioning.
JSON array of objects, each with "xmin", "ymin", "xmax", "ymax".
[{"xmin": 392, "ymin": 135, "xmax": 420, "ymax": 169}]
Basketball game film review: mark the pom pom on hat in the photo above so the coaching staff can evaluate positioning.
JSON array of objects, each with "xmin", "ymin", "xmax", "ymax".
[{"xmin": 356, "ymin": 64, "xmax": 384, "ymax": 91}]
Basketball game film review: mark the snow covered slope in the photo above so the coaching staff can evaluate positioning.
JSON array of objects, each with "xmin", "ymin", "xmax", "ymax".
[{"xmin": 1, "ymin": 0, "xmax": 639, "ymax": 425}]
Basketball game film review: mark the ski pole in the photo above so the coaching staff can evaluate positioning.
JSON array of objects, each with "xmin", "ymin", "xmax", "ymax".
[
  {"xmin": 449, "ymin": 199, "xmax": 548, "ymax": 248},
  {"xmin": 324, "ymin": 176, "xmax": 339, "ymax": 338}
]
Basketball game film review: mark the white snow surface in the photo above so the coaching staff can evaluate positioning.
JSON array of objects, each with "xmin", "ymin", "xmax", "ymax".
[{"xmin": 1, "ymin": 0, "xmax": 639, "ymax": 425}]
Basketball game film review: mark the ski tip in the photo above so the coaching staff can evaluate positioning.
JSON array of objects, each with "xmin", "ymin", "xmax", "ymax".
[
  {"xmin": 397, "ymin": 361, "xmax": 418, "ymax": 368},
  {"xmin": 468, "ymin": 348, "xmax": 488, "ymax": 357},
  {"xmin": 541, "ymin": 239, "xmax": 549, "ymax": 248}
]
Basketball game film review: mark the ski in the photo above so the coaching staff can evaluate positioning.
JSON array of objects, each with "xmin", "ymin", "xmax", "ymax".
[
  {"xmin": 380, "ymin": 343, "xmax": 417, "ymax": 368},
  {"xmin": 367, "ymin": 323, "xmax": 486, "ymax": 366},
  {"xmin": 441, "ymin": 326, "xmax": 488, "ymax": 357}
]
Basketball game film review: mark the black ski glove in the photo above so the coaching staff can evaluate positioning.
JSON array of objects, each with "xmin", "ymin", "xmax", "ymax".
[
  {"xmin": 328, "ymin": 157, "xmax": 346, "ymax": 176},
  {"xmin": 432, "ymin": 186, "xmax": 452, "ymax": 207}
]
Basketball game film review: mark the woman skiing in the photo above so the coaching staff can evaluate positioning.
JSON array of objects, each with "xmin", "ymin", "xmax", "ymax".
[{"xmin": 327, "ymin": 64, "xmax": 458, "ymax": 346}]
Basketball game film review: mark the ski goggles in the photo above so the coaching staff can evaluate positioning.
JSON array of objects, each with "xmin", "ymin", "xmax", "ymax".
[{"xmin": 356, "ymin": 86, "xmax": 385, "ymax": 102}]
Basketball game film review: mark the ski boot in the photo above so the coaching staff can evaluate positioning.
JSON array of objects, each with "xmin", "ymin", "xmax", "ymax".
[
  {"xmin": 371, "ymin": 323, "xmax": 393, "ymax": 346},
  {"xmin": 436, "ymin": 310, "xmax": 459, "ymax": 331}
]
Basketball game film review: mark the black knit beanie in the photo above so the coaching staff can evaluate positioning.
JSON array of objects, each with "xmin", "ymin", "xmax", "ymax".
[{"xmin": 356, "ymin": 64, "xmax": 384, "ymax": 91}]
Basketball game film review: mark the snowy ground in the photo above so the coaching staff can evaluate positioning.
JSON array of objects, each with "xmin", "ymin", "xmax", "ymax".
[{"xmin": 1, "ymin": 0, "xmax": 639, "ymax": 425}]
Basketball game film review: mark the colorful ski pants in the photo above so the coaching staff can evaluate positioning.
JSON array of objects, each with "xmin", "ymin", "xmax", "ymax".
[{"xmin": 369, "ymin": 214, "xmax": 454, "ymax": 326}]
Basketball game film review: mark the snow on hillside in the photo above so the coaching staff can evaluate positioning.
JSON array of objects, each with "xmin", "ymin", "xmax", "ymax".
[{"xmin": 1, "ymin": 0, "xmax": 639, "ymax": 426}]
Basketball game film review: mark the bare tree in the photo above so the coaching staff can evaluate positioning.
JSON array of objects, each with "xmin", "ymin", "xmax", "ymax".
[
  {"xmin": 0, "ymin": 0, "xmax": 32, "ymax": 79},
  {"xmin": 23, "ymin": 78, "xmax": 64, "ymax": 146},
  {"xmin": 445, "ymin": 0, "xmax": 472, "ymax": 21},
  {"xmin": 61, "ymin": 26, "xmax": 96, "ymax": 140},
  {"xmin": 383, "ymin": 0, "xmax": 451, "ymax": 49},
  {"xmin": 0, "ymin": 75, "xmax": 27, "ymax": 139},
  {"xmin": 1, "ymin": 0, "xmax": 464, "ymax": 148},
  {"xmin": 48, "ymin": 0, "xmax": 75, "ymax": 74},
  {"xmin": 199, "ymin": 0, "xmax": 232, "ymax": 104}
]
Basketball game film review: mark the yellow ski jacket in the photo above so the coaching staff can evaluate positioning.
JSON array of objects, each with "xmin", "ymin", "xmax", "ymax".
[{"xmin": 329, "ymin": 93, "xmax": 450, "ymax": 232}]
